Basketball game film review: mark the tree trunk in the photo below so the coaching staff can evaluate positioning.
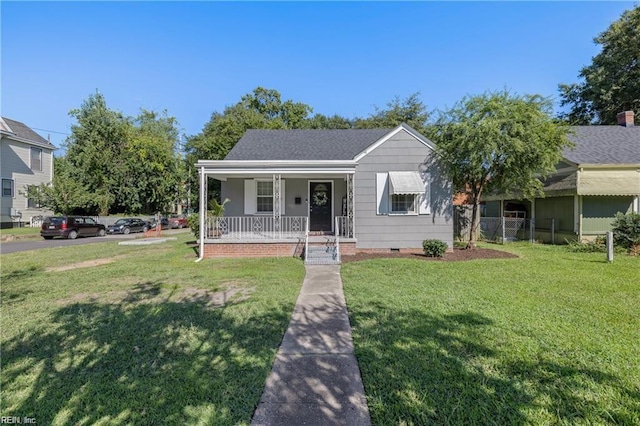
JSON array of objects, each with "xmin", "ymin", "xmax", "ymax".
[{"xmin": 467, "ymin": 191, "xmax": 482, "ymax": 249}]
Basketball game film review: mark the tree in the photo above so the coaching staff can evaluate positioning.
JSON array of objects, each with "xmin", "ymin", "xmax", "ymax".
[
  {"xmin": 65, "ymin": 92, "xmax": 128, "ymax": 214},
  {"xmin": 432, "ymin": 90, "xmax": 572, "ymax": 248},
  {"xmin": 302, "ymin": 113, "xmax": 353, "ymax": 129},
  {"xmin": 354, "ymin": 93, "xmax": 430, "ymax": 133},
  {"xmin": 558, "ymin": 6, "xmax": 640, "ymax": 124},
  {"xmin": 23, "ymin": 158, "xmax": 99, "ymax": 215},
  {"xmin": 64, "ymin": 92, "xmax": 183, "ymax": 214},
  {"xmin": 184, "ymin": 87, "xmax": 315, "ymax": 205},
  {"xmin": 110, "ymin": 109, "xmax": 182, "ymax": 213}
]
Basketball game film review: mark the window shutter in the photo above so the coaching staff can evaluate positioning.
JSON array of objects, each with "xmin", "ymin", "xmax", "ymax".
[
  {"xmin": 419, "ymin": 173, "xmax": 431, "ymax": 215},
  {"xmin": 376, "ymin": 173, "xmax": 389, "ymax": 215},
  {"xmin": 244, "ymin": 179, "xmax": 256, "ymax": 214}
]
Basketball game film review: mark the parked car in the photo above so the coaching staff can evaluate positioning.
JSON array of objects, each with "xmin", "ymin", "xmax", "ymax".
[
  {"xmin": 41, "ymin": 216, "xmax": 106, "ymax": 240},
  {"xmin": 106, "ymin": 218, "xmax": 149, "ymax": 235},
  {"xmin": 147, "ymin": 217, "xmax": 170, "ymax": 230},
  {"xmin": 168, "ymin": 214, "xmax": 188, "ymax": 229}
]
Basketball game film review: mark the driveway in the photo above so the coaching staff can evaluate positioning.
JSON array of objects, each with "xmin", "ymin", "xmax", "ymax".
[{"xmin": 0, "ymin": 229, "xmax": 190, "ymax": 255}]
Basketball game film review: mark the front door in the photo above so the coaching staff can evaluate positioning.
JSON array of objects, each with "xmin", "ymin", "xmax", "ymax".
[{"xmin": 309, "ymin": 181, "xmax": 332, "ymax": 232}]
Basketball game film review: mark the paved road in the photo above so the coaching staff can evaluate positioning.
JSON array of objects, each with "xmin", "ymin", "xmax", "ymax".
[{"xmin": 0, "ymin": 229, "xmax": 190, "ymax": 255}]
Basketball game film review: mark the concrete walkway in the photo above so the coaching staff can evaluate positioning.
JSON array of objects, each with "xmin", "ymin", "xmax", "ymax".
[{"xmin": 251, "ymin": 265, "xmax": 371, "ymax": 426}]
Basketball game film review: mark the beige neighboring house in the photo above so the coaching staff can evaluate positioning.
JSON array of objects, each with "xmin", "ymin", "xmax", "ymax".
[
  {"xmin": 484, "ymin": 111, "xmax": 640, "ymax": 242},
  {"xmin": 1, "ymin": 117, "xmax": 56, "ymax": 228}
]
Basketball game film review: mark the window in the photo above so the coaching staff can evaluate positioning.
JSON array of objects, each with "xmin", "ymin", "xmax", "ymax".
[
  {"xmin": 2, "ymin": 179, "xmax": 14, "ymax": 197},
  {"xmin": 27, "ymin": 185, "xmax": 41, "ymax": 208},
  {"xmin": 244, "ymin": 179, "xmax": 286, "ymax": 215},
  {"xmin": 31, "ymin": 147, "xmax": 43, "ymax": 172},
  {"xmin": 256, "ymin": 181, "xmax": 273, "ymax": 213},
  {"xmin": 376, "ymin": 172, "xmax": 430, "ymax": 215},
  {"xmin": 392, "ymin": 194, "xmax": 417, "ymax": 213}
]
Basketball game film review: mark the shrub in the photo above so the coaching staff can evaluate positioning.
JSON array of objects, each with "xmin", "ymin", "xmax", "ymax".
[
  {"xmin": 612, "ymin": 212, "xmax": 640, "ymax": 255},
  {"xmin": 566, "ymin": 237, "xmax": 606, "ymax": 253},
  {"xmin": 422, "ymin": 239, "xmax": 448, "ymax": 257},
  {"xmin": 566, "ymin": 235, "xmax": 627, "ymax": 254},
  {"xmin": 187, "ymin": 214, "xmax": 199, "ymax": 237}
]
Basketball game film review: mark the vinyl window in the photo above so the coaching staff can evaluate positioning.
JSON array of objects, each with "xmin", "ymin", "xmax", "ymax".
[
  {"xmin": 2, "ymin": 179, "xmax": 14, "ymax": 197},
  {"xmin": 391, "ymin": 194, "xmax": 417, "ymax": 214},
  {"xmin": 256, "ymin": 181, "xmax": 274, "ymax": 213},
  {"xmin": 31, "ymin": 147, "xmax": 43, "ymax": 172}
]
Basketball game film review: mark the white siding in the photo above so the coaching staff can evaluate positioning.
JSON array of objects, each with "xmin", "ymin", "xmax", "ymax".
[
  {"xmin": 354, "ymin": 129, "xmax": 453, "ymax": 250},
  {"xmin": 0, "ymin": 137, "xmax": 54, "ymax": 226}
]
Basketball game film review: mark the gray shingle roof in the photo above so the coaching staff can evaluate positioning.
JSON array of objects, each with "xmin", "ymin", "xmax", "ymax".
[
  {"xmin": 225, "ymin": 128, "xmax": 392, "ymax": 161},
  {"xmin": 565, "ymin": 126, "xmax": 640, "ymax": 165},
  {"xmin": 1, "ymin": 117, "xmax": 55, "ymax": 149}
]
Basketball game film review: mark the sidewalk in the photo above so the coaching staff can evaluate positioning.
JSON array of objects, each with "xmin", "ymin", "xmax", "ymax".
[{"xmin": 251, "ymin": 265, "xmax": 371, "ymax": 426}]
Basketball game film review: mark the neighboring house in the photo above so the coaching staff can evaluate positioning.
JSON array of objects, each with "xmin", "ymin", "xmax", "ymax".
[
  {"xmin": 484, "ymin": 111, "xmax": 640, "ymax": 242},
  {"xmin": 0, "ymin": 117, "xmax": 55, "ymax": 228},
  {"xmin": 195, "ymin": 123, "xmax": 453, "ymax": 262}
]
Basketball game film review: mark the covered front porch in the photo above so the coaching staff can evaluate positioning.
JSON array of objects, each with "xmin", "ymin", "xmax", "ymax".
[{"xmin": 196, "ymin": 160, "xmax": 357, "ymax": 262}]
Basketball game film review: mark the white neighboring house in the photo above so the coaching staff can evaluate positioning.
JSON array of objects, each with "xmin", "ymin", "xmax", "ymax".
[{"xmin": 0, "ymin": 117, "xmax": 55, "ymax": 228}]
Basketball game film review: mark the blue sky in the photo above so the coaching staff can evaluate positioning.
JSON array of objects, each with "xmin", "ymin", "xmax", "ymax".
[{"xmin": 1, "ymin": 1, "xmax": 636, "ymax": 150}]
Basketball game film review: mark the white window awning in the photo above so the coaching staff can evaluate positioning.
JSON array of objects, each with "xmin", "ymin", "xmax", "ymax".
[{"xmin": 388, "ymin": 171, "xmax": 425, "ymax": 195}]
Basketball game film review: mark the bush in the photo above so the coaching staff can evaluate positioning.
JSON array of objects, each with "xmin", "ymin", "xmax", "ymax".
[
  {"xmin": 566, "ymin": 236, "xmax": 606, "ymax": 253},
  {"xmin": 566, "ymin": 235, "xmax": 627, "ymax": 254},
  {"xmin": 422, "ymin": 239, "xmax": 448, "ymax": 257},
  {"xmin": 187, "ymin": 214, "xmax": 199, "ymax": 237},
  {"xmin": 612, "ymin": 212, "xmax": 640, "ymax": 255}
]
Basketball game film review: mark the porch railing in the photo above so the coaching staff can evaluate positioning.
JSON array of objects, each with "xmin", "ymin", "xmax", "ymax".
[
  {"xmin": 335, "ymin": 216, "xmax": 353, "ymax": 238},
  {"xmin": 205, "ymin": 216, "xmax": 307, "ymax": 240},
  {"xmin": 334, "ymin": 216, "xmax": 341, "ymax": 261}
]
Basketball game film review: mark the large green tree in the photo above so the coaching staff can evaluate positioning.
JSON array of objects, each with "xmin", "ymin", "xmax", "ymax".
[
  {"xmin": 432, "ymin": 90, "xmax": 572, "ymax": 247},
  {"xmin": 64, "ymin": 93, "xmax": 182, "ymax": 214},
  {"xmin": 558, "ymin": 6, "xmax": 640, "ymax": 124},
  {"xmin": 354, "ymin": 93, "xmax": 430, "ymax": 133}
]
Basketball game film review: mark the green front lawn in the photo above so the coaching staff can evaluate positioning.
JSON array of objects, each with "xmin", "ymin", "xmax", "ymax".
[
  {"xmin": 1, "ymin": 236, "xmax": 305, "ymax": 425},
  {"xmin": 0, "ymin": 226, "xmax": 40, "ymax": 237},
  {"xmin": 342, "ymin": 244, "xmax": 639, "ymax": 425}
]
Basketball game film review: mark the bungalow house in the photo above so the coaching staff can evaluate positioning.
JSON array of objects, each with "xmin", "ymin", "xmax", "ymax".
[
  {"xmin": 0, "ymin": 117, "xmax": 55, "ymax": 228},
  {"xmin": 195, "ymin": 123, "xmax": 453, "ymax": 263},
  {"xmin": 484, "ymin": 111, "xmax": 640, "ymax": 242}
]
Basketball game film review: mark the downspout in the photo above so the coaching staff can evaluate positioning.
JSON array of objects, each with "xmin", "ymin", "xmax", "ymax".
[{"xmin": 195, "ymin": 166, "xmax": 206, "ymax": 262}]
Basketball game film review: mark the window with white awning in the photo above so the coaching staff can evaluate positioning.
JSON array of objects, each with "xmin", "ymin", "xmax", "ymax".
[{"xmin": 377, "ymin": 171, "xmax": 430, "ymax": 215}]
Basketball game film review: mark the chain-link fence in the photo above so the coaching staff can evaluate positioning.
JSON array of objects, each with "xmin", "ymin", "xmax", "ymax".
[
  {"xmin": 454, "ymin": 208, "xmax": 557, "ymax": 244},
  {"xmin": 478, "ymin": 217, "xmax": 556, "ymax": 244}
]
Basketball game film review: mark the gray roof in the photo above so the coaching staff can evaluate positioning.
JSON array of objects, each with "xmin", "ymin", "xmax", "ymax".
[
  {"xmin": 225, "ymin": 128, "xmax": 392, "ymax": 161},
  {"xmin": 1, "ymin": 117, "xmax": 55, "ymax": 149},
  {"xmin": 565, "ymin": 126, "xmax": 640, "ymax": 165}
]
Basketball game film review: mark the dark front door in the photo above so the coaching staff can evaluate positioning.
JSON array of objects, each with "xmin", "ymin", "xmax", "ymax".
[{"xmin": 309, "ymin": 181, "xmax": 332, "ymax": 232}]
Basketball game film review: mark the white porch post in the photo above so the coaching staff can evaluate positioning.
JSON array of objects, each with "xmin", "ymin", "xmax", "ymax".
[
  {"xmin": 196, "ymin": 167, "xmax": 207, "ymax": 262},
  {"xmin": 347, "ymin": 173, "xmax": 354, "ymax": 238},
  {"xmin": 273, "ymin": 174, "xmax": 281, "ymax": 238}
]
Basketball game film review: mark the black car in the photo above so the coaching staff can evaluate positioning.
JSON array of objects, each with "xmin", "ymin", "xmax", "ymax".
[
  {"xmin": 41, "ymin": 216, "xmax": 107, "ymax": 240},
  {"xmin": 106, "ymin": 218, "xmax": 149, "ymax": 235}
]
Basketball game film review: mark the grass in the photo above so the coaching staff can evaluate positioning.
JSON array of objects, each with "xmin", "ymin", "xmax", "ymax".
[
  {"xmin": 1, "ymin": 235, "xmax": 305, "ymax": 425},
  {"xmin": 0, "ymin": 226, "xmax": 40, "ymax": 237},
  {"xmin": 341, "ymin": 243, "xmax": 640, "ymax": 425}
]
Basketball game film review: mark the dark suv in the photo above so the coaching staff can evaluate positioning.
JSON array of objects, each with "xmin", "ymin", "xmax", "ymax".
[{"xmin": 40, "ymin": 216, "xmax": 107, "ymax": 240}]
